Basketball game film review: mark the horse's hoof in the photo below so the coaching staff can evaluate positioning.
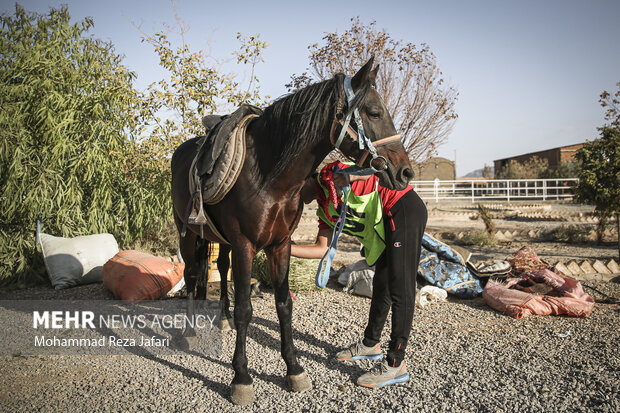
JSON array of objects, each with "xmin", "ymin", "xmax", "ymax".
[
  {"xmin": 221, "ymin": 317, "xmax": 235, "ymax": 332},
  {"xmin": 231, "ymin": 384, "xmax": 255, "ymax": 405},
  {"xmin": 286, "ymin": 371, "xmax": 312, "ymax": 392}
]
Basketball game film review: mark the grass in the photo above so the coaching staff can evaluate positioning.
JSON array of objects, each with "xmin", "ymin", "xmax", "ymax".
[
  {"xmin": 460, "ymin": 230, "xmax": 497, "ymax": 246},
  {"xmin": 252, "ymin": 251, "xmax": 321, "ymax": 294},
  {"xmin": 543, "ymin": 225, "xmax": 589, "ymax": 244}
]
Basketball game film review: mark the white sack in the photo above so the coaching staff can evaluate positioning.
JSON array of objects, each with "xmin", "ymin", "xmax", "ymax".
[{"xmin": 39, "ymin": 232, "xmax": 119, "ymax": 289}]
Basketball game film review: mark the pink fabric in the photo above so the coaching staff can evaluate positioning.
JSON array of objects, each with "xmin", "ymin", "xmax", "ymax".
[
  {"xmin": 507, "ymin": 246, "xmax": 548, "ymax": 274},
  {"xmin": 483, "ymin": 269, "xmax": 595, "ymax": 319}
]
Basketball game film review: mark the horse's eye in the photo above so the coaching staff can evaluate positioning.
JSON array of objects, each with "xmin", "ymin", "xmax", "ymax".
[{"xmin": 368, "ymin": 110, "xmax": 381, "ymax": 119}]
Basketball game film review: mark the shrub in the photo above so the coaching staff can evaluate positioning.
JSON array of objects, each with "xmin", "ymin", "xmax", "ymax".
[
  {"xmin": 575, "ymin": 127, "xmax": 620, "ymax": 245},
  {"xmin": 544, "ymin": 225, "xmax": 588, "ymax": 244},
  {"xmin": 0, "ymin": 6, "xmax": 169, "ymax": 285},
  {"xmin": 460, "ymin": 230, "xmax": 496, "ymax": 246},
  {"xmin": 477, "ymin": 203, "xmax": 495, "ymax": 234}
]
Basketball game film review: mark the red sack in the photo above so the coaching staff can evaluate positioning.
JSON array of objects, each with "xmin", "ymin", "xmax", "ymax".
[{"xmin": 103, "ymin": 250, "xmax": 185, "ymax": 303}]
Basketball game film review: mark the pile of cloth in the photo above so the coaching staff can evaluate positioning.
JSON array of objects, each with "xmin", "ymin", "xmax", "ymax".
[
  {"xmin": 336, "ymin": 233, "xmax": 511, "ymax": 299},
  {"xmin": 482, "ymin": 246, "xmax": 595, "ymax": 318},
  {"xmin": 335, "ymin": 239, "xmax": 596, "ymax": 319}
]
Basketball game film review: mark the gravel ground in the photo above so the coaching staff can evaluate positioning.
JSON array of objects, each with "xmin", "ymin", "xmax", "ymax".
[
  {"xmin": 2, "ymin": 200, "xmax": 617, "ymax": 412},
  {"xmin": 1, "ymin": 279, "xmax": 619, "ymax": 412}
]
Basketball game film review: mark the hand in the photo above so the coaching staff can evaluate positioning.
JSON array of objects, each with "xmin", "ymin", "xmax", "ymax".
[{"xmin": 333, "ymin": 172, "xmax": 350, "ymax": 188}]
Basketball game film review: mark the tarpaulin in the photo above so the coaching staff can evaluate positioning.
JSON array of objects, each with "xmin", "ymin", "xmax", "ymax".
[{"xmin": 418, "ymin": 234, "xmax": 484, "ymax": 298}]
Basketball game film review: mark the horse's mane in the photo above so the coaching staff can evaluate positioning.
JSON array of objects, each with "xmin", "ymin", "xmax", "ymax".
[{"xmin": 261, "ymin": 73, "xmax": 372, "ymax": 182}]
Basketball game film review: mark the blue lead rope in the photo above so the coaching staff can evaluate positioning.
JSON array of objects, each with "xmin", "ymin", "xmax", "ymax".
[{"xmin": 315, "ymin": 185, "xmax": 350, "ymax": 288}]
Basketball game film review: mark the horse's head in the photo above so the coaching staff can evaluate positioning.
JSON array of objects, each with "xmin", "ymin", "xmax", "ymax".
[{"xmin": 331, "ymin": 58, "xmax": 413, "ymax": 190}]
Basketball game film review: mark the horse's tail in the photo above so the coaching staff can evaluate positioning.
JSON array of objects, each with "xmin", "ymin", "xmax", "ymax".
[{"xmin": 194, "ymin": 238, "xmax": 213, "ymax": 300}]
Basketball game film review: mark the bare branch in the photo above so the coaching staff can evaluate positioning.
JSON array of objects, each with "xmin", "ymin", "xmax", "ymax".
[{"xmin": 289, "ymin": 17, "xmax": 458, "ymax": 164}]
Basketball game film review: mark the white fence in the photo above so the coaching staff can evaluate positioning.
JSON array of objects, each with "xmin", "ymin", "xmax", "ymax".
[{"xmin": 411, "ymin": 178, "xmax": 579, "ymax": 202}]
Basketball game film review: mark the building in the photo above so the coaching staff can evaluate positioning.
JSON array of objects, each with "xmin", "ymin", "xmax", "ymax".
[
  {"xmin": 493, "ymin": 143, "xmax": 585, "ymax": 178},
  {"xmin": 414, "ymin": 157, "xmax": 456, "ymax": 181}
]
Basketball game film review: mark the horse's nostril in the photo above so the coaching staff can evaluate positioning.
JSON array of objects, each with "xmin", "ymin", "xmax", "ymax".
[{"xmin": 401, "ymin": 168, "xmax": 414, "ymax": 181}]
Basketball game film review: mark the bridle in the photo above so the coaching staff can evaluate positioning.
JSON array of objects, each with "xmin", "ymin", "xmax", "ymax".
[{"xmin": 329, "ymin": 77, "xmax": 401, "ymax": 173}]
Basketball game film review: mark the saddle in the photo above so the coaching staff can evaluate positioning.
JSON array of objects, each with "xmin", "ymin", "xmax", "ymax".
[{"xmin": 184, "ymin": 104, "xmax": 262, "ymax": 243}]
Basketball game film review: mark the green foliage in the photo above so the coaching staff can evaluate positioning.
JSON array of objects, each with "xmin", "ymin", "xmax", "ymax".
[
  {"xmin": 0, "ymin": 5, "xmax": 168, "ymax": 284},
  {"xmin": 136, "ymin": 17, "xmax": 269, "ymax": 174},
  {"xmin": 460, "ymin": 230, "xmax": 496, "ymax": 247},
  {"xmin": 575, "ymin": 127, "xmax": 620, "ymax": 241},
  {"xmin": 547, "ymin": 161, "xmax": 581, "ymax": 179},
  {"xmin": 599, "ymin": 82, "xmax": 620, "ymax": 129},
  {"xmin": 544, "ymin": 225, "xmax": 588, "ymax": 244},
  {"xmin": 500, "ymin": 156, "xmax": 549, "ymax": 179}
]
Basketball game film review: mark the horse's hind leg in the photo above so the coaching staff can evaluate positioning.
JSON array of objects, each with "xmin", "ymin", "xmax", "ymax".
[
  {"xmin": 179, "ymin": 233, "xmax": 208, "ymax": 349},
  {"xmin": 217, "ymin": 244, "xmax": 235, "ymax": 331},
  {"xmin": 229, "ymin": 241, "xmax": 256, "ymax": 406},
  {"xmin": 265, "ymin": 242, "xmax": 312, "ymax": 392}
]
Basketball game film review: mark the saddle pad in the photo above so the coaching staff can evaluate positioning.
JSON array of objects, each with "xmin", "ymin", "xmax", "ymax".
[
  {"xmin": 202, "ymin": 113, "xmax": 257, "ymax": 205},
  {"xmin": 196, "ymin": 104, "xmax": 263, "ymax": 177}
]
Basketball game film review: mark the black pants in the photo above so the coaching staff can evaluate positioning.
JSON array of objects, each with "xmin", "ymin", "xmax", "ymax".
[{"xmin": 362, "ymin": 190, "xmax": 427, "ymax": 366}]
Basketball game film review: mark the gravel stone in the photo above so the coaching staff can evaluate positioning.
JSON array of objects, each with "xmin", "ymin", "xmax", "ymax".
[{"xmin": 1, "ymin": 279, "xmax": 618, "ymax": 412}]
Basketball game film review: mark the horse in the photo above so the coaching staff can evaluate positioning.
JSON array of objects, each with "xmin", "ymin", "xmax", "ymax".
[{"xmin": 170, "ymin": 57, "xmax": 414, "ymax": 405}]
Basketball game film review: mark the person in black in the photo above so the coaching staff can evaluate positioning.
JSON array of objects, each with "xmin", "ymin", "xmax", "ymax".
[{"xmin": 292, "ymin": 164, "xmax": 427, "ymax": 387}]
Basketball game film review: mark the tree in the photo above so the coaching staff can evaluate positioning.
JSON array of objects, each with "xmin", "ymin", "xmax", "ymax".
[
  {"xmin": 0, "ymin": 5, "xmax": 166, "ymax": 284},
  {"xmin": 500, "ymin": 156, "xmax": 549, "ymax": 179},
  {"xmin": 287, "ymin": 17, "xmax": 458, "ymax": 164},
  {"xmin": 575, "ymin": 127, "xmax": 620, "ymax": 249},
  {"xmin": 599, "ymin": 81, "xmax": 620, "ymax": 129},
  {"xmin": 547, "ymin": 161, "xmax": 580, "ymax": 179},
  {"xmin": 575, "ymin": 83, "xmax": 620, "ymax": 253},
  {"xmin": 482, "ymin": 164, "xmax": 494, "ymax": 179},
  {"xmin": 134, "ymin": 4, "xmax": 269, "ymax": 174}
]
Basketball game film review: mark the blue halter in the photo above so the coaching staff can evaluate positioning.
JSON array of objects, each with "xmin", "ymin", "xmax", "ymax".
[{"xmin": 330, "ymin": 77, "xmax": 397, "ymax": 174}]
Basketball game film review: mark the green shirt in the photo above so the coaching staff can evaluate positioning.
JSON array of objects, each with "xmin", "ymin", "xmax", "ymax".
[{"xmin": 315, "ymin": 177, "xmax": 386, "ymax": 266}]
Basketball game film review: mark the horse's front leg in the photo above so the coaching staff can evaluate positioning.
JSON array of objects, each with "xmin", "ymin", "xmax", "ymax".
[
  {"xmin": 217, "ymin": 244, "xmax": 235, "ymax": 331},
  {"xmin": 266, "ymin": 241, "xmax": 313, "ymax": 392},
  {"xmin": 230, "ymin": 242, "xmax": 256, "ymax": 406}
]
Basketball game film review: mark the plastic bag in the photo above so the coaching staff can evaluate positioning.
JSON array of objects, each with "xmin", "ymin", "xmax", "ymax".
[{"xmin": 416, "ymin": 286, "xmax": 448, "ymax": 308}]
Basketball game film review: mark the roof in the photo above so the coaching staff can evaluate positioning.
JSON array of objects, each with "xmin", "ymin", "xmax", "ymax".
[{"xmin": 494, "ymin": 142, "xmax": 586, "ymax": 163}]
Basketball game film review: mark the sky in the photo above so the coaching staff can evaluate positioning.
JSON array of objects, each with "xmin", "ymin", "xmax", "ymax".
[{"xmin": 4, "ymin": 0, "xmax": 619, "ymax": 176}]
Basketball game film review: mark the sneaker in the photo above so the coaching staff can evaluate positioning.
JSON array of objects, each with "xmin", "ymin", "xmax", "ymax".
[
  {"xmin": 335, "ymin": 340, "xmax": 383, "ymax": 361},
  {"xmin": 356, "ymin": 360, "xmax": 409, "ymax": 388}
]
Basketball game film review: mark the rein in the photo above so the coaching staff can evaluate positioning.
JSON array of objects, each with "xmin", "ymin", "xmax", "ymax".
[
  {"xmin": 329, "ymin": 77, "xmax": 401, "ymax": 173},
  {"xmin": 315, "ymin": 185, "xmax": 350, "ymax": 288}
]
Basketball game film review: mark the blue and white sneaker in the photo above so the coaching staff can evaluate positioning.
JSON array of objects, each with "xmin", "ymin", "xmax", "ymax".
[
  {"xmin": 357, "ymin": 360, "xmax": 409, "ymax": 388},
  {"xmin": 335, "ymin": 340, "xmax": 383, "ymax": 361}
]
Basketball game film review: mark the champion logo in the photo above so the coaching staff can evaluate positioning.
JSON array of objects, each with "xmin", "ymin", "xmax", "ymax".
[{"xmin": 394, "ymin": 242, "xmax": 403, "ymax": 247}]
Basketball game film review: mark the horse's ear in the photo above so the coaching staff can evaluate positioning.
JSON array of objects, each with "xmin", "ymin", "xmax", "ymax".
[
  {"xmin": 351, "ymin": 56, "xmax": 375, "ymax": 91},
  {"xmin": 371, "ymin": 65, "xmax": 379, "ymax": 79},
  {"xmin": 370, "ymin": 65, "xmax": 379, "ymax": 85}
]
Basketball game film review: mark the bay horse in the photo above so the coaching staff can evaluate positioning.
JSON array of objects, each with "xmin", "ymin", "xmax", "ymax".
[{"xmin": 171, "ymin": 58, "xmax": 414, "ymax": 405}]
